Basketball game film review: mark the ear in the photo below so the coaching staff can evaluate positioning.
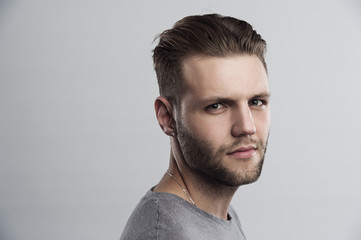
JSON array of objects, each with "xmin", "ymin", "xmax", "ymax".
[{"xmin": 154, "ymin": 96, "xmax": 176, "ymax": 137}]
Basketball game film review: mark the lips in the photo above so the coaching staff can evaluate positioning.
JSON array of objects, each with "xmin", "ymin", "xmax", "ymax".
[{"xmin": 227, "ymin": 146, "xmax": 257, "ymax": 159}]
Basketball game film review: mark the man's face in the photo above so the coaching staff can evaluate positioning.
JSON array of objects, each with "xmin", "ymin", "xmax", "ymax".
[{"xmin": 175, "ymin": 54, "xmax": 270, "ymax": 187}]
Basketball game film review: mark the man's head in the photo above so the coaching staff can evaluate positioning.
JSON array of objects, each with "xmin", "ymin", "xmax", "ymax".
[
  {"xmin": 153, "ymin": 14, "xmax": 270, "ymax": 187},
  {"xmin": 153, "ymin": 13, "xmax": 267, "ymax": 108}
]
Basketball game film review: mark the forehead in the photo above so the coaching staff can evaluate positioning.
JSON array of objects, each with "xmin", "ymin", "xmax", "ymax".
[{"xmin": 181, "ymin": 55, "xmax": 269, "ymax": 101}]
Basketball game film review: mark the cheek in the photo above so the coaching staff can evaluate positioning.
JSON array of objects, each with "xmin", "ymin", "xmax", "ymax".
[
  {"xmin": 254, "ymin": 112, "xmax": 271, "ymax": 138},
  {"xmin": 183, "ymin": 114, "xmax": 231, "ymax": 144}
]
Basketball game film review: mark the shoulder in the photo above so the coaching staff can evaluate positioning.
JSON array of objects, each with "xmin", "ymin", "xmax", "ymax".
[
  {"xmin": 120, "ymin": 192, "xmax": 160, "ymax": 240},
  {"xmin": 120, "ymin": 190, "xmax": 191, "ymax": 240},
  {"xmin": 121, "ymin": 191, "xmax": 247, "ymax": 240}
]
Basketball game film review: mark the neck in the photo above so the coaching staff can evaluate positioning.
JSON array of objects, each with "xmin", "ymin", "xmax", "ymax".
[
  {"xmin": 177, "ymin": 159, "xmax": 238, "ymax": 220},
  {"xmin": 154, "ymin": 149, "xmax": 238, "ymax": 220}
]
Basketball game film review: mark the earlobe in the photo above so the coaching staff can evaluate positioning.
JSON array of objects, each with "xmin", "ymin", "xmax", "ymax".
[{"xmin": 154, "ymin": 97, "xmax": 176, "ymax": 137}]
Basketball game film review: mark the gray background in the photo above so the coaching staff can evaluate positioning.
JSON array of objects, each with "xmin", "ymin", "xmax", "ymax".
[{"xmin": 1, "ymin": 0, "xmax": 361, "ymax": 239}]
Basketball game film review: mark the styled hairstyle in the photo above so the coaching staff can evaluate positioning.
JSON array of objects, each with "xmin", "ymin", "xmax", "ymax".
[{"xmin": 153, "ymin": 13, "xmax": 267, "ymax": 107}]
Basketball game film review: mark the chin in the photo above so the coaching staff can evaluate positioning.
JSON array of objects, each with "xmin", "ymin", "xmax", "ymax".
[{"xmin": 213, "ymin": 158, "xmax": 264, "ymax": 187}]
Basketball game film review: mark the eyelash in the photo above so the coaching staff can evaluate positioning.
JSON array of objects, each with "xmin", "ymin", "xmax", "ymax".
[
  {"xmin": 249, "ymin": 99, "xmax": 267, "ymax": 107},
  {"xmin": 206, "ymin": 99, "xmax": 267, "ymax": 111},
  {"xmin": 206, "ymin": 103, "xmax": 224, "ymax": 110}
]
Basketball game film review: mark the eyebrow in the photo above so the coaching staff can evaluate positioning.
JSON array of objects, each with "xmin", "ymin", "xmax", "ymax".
[
  {"xmin": 252, "ymin": 92, "xmax": 271, "ymax": 99},
  {"xmin": 199, "ymin": 91, "xmax": 271, "ymax": 104}
]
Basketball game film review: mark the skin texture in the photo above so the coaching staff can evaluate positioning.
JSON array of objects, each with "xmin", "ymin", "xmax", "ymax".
[{"xmin": 154, "ymin": 54, "xmax": 270, "ymax": 220}]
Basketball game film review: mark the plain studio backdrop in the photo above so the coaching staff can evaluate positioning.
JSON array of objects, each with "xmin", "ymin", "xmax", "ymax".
[{"xmin": 1, "ymin": 0, "xmax": 361, "ymax": 239}]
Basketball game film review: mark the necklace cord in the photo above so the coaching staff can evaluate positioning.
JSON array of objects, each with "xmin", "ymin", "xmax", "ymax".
[{"xmin": 166, "ymin": 171, "xmax": 195, "ymax": 205}]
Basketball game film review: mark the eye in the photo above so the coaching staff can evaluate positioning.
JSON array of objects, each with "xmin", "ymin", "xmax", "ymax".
[
  {"xmin": 206, "ymin": 103, "xmax": 224, "ymax": 110},
  {"xmin": 249, "ymin": 99, "xmax": 264, "ymax": 107}
]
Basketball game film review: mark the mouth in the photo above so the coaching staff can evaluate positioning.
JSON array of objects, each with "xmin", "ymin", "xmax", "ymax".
[{"xmin": 227, "ymin": 146, "xmax": 257, "ymax": 159}]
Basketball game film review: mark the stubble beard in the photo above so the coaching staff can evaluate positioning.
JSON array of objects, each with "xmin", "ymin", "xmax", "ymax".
[{"xmin": 176, "ymin": 120, "xmax": 269, "ymax": 187}]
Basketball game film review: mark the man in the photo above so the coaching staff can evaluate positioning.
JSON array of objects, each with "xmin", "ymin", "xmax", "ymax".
[{"xmin": 120, "ymin": 13, "xmax": 270, "ymax": 240}]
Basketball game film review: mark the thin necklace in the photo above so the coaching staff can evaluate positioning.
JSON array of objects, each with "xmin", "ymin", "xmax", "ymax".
[{"xmin": 166, "ymin": 170, "xmax": 195, "ymax": 205}]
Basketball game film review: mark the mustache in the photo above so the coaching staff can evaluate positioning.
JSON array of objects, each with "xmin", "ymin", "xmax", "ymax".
[{"xmin": 220, "ymin": 137, "xmax": 265, "ymax": 153}]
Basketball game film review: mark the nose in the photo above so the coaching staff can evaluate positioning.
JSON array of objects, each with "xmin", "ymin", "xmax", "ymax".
[{"xmin": 231, "ymin": 105, "xmax": 256, "ymax": 137}]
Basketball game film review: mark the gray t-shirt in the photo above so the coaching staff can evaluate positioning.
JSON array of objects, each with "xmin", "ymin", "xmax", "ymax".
[{"xmin": 120, "ymin": 189, "xmax": 247, "ymax": 240}]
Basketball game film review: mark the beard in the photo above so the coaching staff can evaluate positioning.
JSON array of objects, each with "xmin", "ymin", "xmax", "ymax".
[{"xmin": 176, "ymin": 120, "xmax": 269, "ymax": 187}]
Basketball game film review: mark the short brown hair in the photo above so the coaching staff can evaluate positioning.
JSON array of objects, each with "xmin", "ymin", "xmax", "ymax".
[{"xmin": 153, "ymin": 13, "xmax": 267, "ymax": 107}]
